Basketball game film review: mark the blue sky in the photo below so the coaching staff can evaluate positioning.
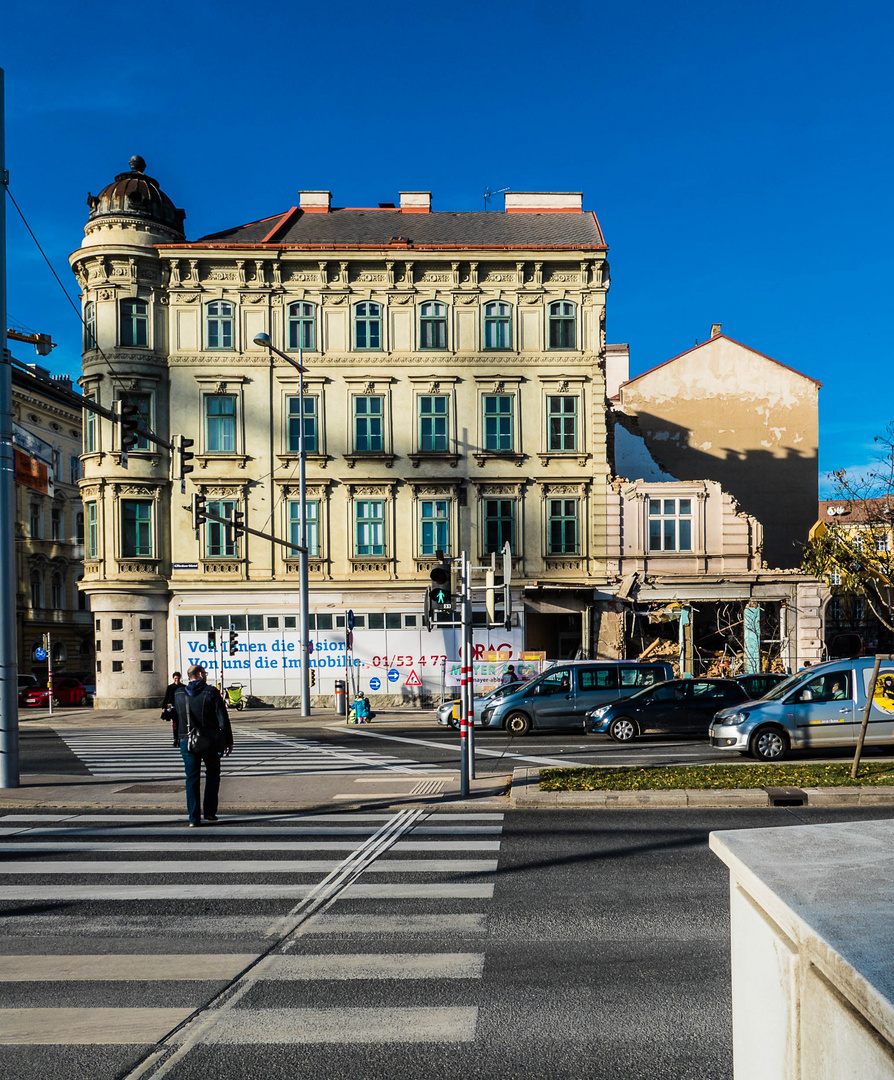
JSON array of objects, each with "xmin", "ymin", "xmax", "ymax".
[{"xmin": 3, "ymin": 0, "xmax": 892, "ymax": 494}]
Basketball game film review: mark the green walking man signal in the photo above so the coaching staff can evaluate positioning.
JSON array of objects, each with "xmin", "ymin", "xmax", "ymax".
[{"xmin": 428, "ymin": 561, "xmax": 452, "ymax": 611}]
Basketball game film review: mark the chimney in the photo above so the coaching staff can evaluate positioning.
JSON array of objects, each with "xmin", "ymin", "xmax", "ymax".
[
  {"xmin": 399, "ymin": 191, "xmax": 431, "ymax": 213},
  {"xmin": 504, "ymin": 192, "xmax": 583, "ymax": 213},
  {"xmin": 299, "ymin": 191, "xmax": 331, "ymax": 213},
  {"xmin": 605, "ymin": 344, "xmax": 630, "ymax": 398},
  {"xmin": 710, "ymin": 323, "xmax": 722, "ymax": 338}
]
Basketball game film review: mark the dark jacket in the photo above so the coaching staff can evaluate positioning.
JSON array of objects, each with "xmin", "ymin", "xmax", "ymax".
[
  {"xmin": 161, "ymin": 682, "xmax": 181, "ymax": 711},
  {"xmin": 173, "ymin": 682, "xmax": 233, "ymax": 749}
]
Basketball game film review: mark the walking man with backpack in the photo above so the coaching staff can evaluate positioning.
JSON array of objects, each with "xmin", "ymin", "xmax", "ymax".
[{"xmin": 173, "ymin": 664, "xmax": 234, "ymax": 827}]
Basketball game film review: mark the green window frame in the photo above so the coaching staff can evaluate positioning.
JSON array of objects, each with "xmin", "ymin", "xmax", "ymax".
[
  {"xmin": 86, "ymin": 502, "xmax": 98, "ymax": 560},
  {"xmin": 205, "ymin": 394, "xmax": 237, "ymax": 453},
  {"xmin": 548, "ymin": 498, "xmax": 579, "ymax": 554},
  {"xmin": 121, "ymin": 500, "xmax": 153, "ymax": 557},
  {"xmin": 483, "ymin": 394, "xmax": 514, "ymax": 452},
  {"xmin": 420, "ymin": 499, "xmax": 449, "ymax": 556},
  {"xmin": 418, "ymin": 395, "xmax": 449, "ymax": 451},
  {"xmin": 288, "ymin": 499, "xmax": 319, "ymax": 557},
  {"xmin": 353, "ymin": 395, "xmax": 384, "ymax": 452},
  {"xmin": 288, "ymin": 302, "xmax": 316, "ymax": 351},
  {"xmin": 355, "ymin": 500, "xmax": 385, "ymax": 556},
  {"xmin": 206, "ymin": 301, "xmax": 234, "ymax": 350},
  {"xmin": 287, "ymin": 395, "xmax": 318, "ymax": 454},
  {"xmin": 84, "ymin": 301, "xmax": 96, "ymax": 350},
  {"xmin": 121, "ymin": 299, "xmax": 148, "ymax": 348},
  {"xmin": 484, "ymin": 302, "xmax": 511, "ymax": 350},
  {"xmin": 547, "ymin": 395, "xmax": 578, "ymax": 451},
  {"xmin": 205, "ymin": 499, "xmax": 239, "ymax": 558},
  {"xmin": 354, "ymin": 302, "xmax": 382, "ymax": 350},
  {"xmin": 648, "ymin": 497, "xmax": 693, "ymax": 552},
  {"xmin": 84, "ymin": 398, "xmax": 97, "ymax": 454},
  {"xmin": 483, "ymin": 498, "xmax": 514, "ymax": 554},
  {"xmin": 548, "ymin": 300, "xmax": 576, "ymax": 349},
  {"xmin": 420, "ymin": 302, "xmax": 447, "ymax": 349}
]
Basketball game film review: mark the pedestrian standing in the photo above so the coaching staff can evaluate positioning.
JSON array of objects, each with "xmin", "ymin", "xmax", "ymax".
[
  {"xmin": 501, "ymin": 664, "xmax": 517, "ymax": 685},
  {"xmin": 161, "ymin": 671, "xmax": 183, "ymax": 746},
  {"xmin": 173, "ymin": 664, "xmax": 234, "ymax": 827}
]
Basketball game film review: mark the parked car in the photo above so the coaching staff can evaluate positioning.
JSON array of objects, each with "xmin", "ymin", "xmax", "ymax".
[
  {"xmin": 711, "ymin": 656, "xmax": 894, "ymax": 762},
  {"xmin": 67, "ymin": 672, "xmax": 97, "ymax": 697},
  {"xmin": 20, "ymin": 677, "xmax": 91, "ymax": 708},
  {"xmin": 735, "ymin": 672, "xmax": 789, "ymax": 699},
  {"xmin": 586, "ymin": 678, "xmax": 750, "ymax": 741},
  {"xmin": 436, "ymin": 682, "xmax": 524, "ymax": 728},
  {"xmin": 479, "ymin": 661, "xmax": 675, "ymax": 735}
]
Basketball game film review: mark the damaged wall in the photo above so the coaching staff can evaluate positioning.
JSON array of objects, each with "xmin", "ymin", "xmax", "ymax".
[{"xmin": 615, "ymin": 333, "xmax": 819, "ymax": 570}]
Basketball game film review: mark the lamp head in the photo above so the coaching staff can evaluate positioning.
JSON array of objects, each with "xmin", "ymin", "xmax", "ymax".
[{"xmin": 253, "ymin": 332, "xmax": 272, "ymax": 348}]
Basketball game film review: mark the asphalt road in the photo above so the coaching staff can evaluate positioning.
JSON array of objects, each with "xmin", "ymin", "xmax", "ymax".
[{"xmin": 2, "ymin": 804, "xmax": 894, "ymax": 1080}]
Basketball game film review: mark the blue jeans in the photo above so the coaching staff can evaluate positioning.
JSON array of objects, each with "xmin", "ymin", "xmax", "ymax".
[{"xmin": 179, "ymin": 740, "xmax": 222, "ymax": 824}]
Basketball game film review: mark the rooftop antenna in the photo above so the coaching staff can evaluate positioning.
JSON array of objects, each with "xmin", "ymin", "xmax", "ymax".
[{"xmin": 484, "ymin": 187, "xmax": 510, "ymax": 211}]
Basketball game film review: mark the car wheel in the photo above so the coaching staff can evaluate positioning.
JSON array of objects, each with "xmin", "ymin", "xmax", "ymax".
[
  {"xmin": 750, "ymin": 726, "xmax": 790, "ymax": 762},
  {"xmin": 504, "ymin": 712, "xmax": 532, "ymax": 736},
  {"xmin": 608, "ymin": 716, "xmax": 638, "ymax": 743},
  {"xmin": 78, "ymin": 695, "xmax": 88, "ymax": 706},
  {"xmin": 448, "ymin": 714, "xmax": 460, "ymax": 730}
]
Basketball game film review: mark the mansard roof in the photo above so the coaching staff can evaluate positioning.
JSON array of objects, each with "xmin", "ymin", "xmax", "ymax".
[{"xmin": 183, "ymin": 208, "xmax": 607, "ymax": 250}]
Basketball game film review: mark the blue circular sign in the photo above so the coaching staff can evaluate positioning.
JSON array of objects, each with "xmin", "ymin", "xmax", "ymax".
[
  {"xmin": 369, "ymin": 676, "xmax": 381, "ymax": 691},
  {"xmin": 387, "ymin": 668, "xmax": 400, "ymax": 683},
  {"xmin": 34, "ymin": 647, "xmax": 47, "ymax": 661}
]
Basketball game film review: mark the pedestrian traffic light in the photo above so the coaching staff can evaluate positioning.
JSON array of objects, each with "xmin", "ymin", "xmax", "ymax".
[
  {"xmin": 228, "ymin": 628, "xmax": 239, "ymax": 655},
  {"xmin": 207, "ymin": 631, "xmax": 216, "ymax": 649},
  {"xmin": 191, "ymin": 493, "xmax": 207, "ymax": 537},
  {"xmin": 116, "ymin": 397, "xmax": 141, "ymax": 455},
  {"xmin": 429, "ymin": 561, "xmax": 452, "ymax": 610},
  {"xmin": 309, "ymin": 668, "xmax": 316, "ymax": 687},
  {"xmin": 171, "ymin": 434, "xmax": 195, "ymax": 488}
]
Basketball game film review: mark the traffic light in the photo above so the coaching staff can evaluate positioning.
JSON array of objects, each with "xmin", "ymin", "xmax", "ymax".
[
  {"xmin": 207, "ymin": 631, "xmax": 216, "ymax": 649},
  {"xmin": 429, "ymin": 561, "xmax": 452, "ymax": 610},
  {"xmin": 227, "ymin": 505, "xmax": 245, "ymax": 548},
  {"xmin": 191, "ymin": 493, "xmax": 207, "ymax": 537},
  {"xmin": 116, "ymin": 397, "xmax": 140, "ymax": 455},
  {"xmin": 309, "ymin": 668, "xmax": 316, "ymax": 687},
  {"xmin": 228, "ymin": 628, "xmax": 239, "ymax": 655},
  {"xmin": 171, "ymin": 434, "xmax": 195, "ymax": 489}
]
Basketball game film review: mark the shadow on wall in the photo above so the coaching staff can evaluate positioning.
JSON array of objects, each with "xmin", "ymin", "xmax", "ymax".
[{"xmin": 616, "ymin": 411, "xmax": 818, "ymax": 570}]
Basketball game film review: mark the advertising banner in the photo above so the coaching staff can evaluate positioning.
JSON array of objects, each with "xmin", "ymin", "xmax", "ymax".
[{"xmin": 14, "ymin": 449, "xmax": 49, "ymax": 494}]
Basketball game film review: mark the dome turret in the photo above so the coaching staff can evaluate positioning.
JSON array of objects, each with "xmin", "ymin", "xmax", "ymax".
[{"xmin": 82, "ymin": 156, "xmax": 186, "ymax": 246}]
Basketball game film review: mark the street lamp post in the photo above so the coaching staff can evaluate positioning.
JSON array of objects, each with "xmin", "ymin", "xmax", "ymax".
[{"xmin": 253, "ymin": 332, "xmax": 311, "ymax": 717}]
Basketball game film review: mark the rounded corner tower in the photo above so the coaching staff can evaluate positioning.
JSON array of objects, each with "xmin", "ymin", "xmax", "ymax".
[{"xmin": 71, "ymin": 157, "xmax": 187, "ymax": 709}]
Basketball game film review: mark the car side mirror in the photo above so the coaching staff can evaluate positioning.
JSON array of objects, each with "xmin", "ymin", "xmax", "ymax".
[{"xmin": 799, "ymin": 689, "xmax": 814, "ymax": 703}]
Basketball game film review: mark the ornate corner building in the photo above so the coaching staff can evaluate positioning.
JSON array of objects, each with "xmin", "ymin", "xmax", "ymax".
[{"xmin": 71, "ymin": 160, "xmax": 615, "ymax": 707}]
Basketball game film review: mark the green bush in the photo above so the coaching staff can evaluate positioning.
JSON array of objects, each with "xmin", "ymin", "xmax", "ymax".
[{"xmin": 539, "ymin": 763, "xmax": 894, "ymax": 792}]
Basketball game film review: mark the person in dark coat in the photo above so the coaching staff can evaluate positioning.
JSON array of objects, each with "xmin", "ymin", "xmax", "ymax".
[
  {"xmin": 173, "ymin": 664, "xmax": 234, "ymax": 827},
  {"xmin": 161, "ymin": 672, "xmax": 182, "ymax": 746}
]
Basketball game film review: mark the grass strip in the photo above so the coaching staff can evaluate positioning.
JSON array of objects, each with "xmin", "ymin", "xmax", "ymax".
[{"xmin": 539, "ymin": 762, "xmax": 894, "ymax": 791}]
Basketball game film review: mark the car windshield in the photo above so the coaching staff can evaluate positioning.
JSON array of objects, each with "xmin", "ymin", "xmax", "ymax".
[{"xmin": 759, "ymin": 671, "xmax": 808, "ymax": 701}]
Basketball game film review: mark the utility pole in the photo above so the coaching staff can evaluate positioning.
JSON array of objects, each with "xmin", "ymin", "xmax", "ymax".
[{"xmin": 0, "ymin": 68, "xmax": 19, "ymax": 788}]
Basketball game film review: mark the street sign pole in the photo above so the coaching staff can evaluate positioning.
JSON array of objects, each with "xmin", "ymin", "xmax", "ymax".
[
  {"xmin": 46, "ymin": 633, "xmax": 53, "ymax": 716},
  {"xmin": 465, "ymin": 552, "xmax": 476, "ymax": 780},
  {"xmin": 459, "ymin": 550, "xmax": 470, "ymax": 799}
]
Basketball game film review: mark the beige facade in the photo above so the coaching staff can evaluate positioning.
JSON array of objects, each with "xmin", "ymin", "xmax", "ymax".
[
  {"xmin": 612, "ymin": 326, "xmax": 820, "ymax": 570},
  {"xmin": 12, "ymin": 367, "xmax": 92, "ymax": 681},
  {"xmin": 71, "ymin": 161, "xmax": 613, "ymax": 707}
]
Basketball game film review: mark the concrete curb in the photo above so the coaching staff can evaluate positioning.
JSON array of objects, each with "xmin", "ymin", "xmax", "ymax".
[{"xmin": 509, "ymin": 768, "xmax": 894, "ymax": 809}]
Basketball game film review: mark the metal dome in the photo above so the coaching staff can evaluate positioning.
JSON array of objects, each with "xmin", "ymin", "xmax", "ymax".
[{"xmin": 86, "ymin": 156, "xmax": 185, "ymax": 236}]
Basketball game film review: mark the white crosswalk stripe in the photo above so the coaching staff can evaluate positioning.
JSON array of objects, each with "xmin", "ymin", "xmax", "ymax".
[
  {"xmin": 0, "ymin": 810, "xmax": 503, "ymax": 1062},
  {"xmin": 54, "ymin": 726, "xmax": 450, "ymax": 777}
]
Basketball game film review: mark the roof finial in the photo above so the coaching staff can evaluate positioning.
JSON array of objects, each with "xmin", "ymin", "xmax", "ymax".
[{"xmin": 129, "ymin": 155, "xmax": 146, "ymax": 174}]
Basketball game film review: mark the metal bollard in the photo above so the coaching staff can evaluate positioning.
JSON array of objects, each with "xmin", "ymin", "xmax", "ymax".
[{"xmin": 334, "ymin": 679, "xmax": 347, "ymax": 717}]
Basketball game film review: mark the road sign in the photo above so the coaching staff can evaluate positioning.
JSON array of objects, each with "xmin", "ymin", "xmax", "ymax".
[
  {"xmin": 387, "ymin": 668, "xmax": 400, "ymax": 683},
  {"xmin": 33, "ymin": 647, "xmax": 47, "ymax": 661},
  {"xmin": 347, "ymin": 610, "xmax": 355, "ymax": 631},
  {"xmin": 369, "ymin": 676, "xmax": 381, "ymax": 691},
  {"xmin": 405, "ymin": 669, "xmax": 422, "ymax": 687}
]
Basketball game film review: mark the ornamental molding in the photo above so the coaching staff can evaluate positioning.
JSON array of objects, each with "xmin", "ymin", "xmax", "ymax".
[
  {"xmin": 202, "ymin": 561, "xmax": 245, "ymax": 574},
  {"xmin": 473, "ymin": 482, "xmax": 525, "ymax": 498},
  {"xmin": 170, "ymin": 355, "xmax": 272, "ymax": 366},
  {"xmin": 538, "ymin": 373, "xmax": 590, "ymax": 385},
  {"xmin": 453, "ymin": 293, "xmax": 479, "ymax": 305},
  {"xmin": 111, "ymin": 484, "xmax": 160, "ymax": 498},
  {"xmin": 193, "ymin": 374, "xmax": 250, "ymax": 386},
  {"xmin": 243, "ymin": 294, "xmax": 267, "ymax": 304},
  {"xmin": 347, "ymin": 482, "xmax": 397, "ymax": 498},
  {"xmin": 542, "ymin": 558, "xmax": 585, "ymax": 571},
  {"xmin": 79, "ymin": 485, "xmax": 102, "ymax": 500},
  {"xmin": 389, "ymin": 293, "xmax": 415, "ymax": 305},
  {"xmin": 200, "ymin": 484, "xmax": 247, "ymax": 497},
  {"xmin": 322, "ymin": 293, "xmax": 348, "ymax": 305},
  {"xmin": 537, "ymin": 481, "xmax": 590, "ymax": 497},
  {"xmin": 116, "ymin": 560, "xmax": 161, "ymax": 575},
  {"xmin": 406, "ymin": 373, "xmax": 461, "ymax": 385},
  {"xmin": 348, "ymin": 559, "xmax": 393, "ymax": 574},
  {"xmin": 276, "ymin": 480, "xmax": 331, "ymax": 496},
  {"xmin": 405, "ymin": 481, "xmax": 461, "ymax": 496},
  {"xmin": 168, "ymin": 353, "xmax": 600, "ymax": 367},
  {"xmin": 172, "ymin": 293, "xmax": 202, "ymax": 304}
]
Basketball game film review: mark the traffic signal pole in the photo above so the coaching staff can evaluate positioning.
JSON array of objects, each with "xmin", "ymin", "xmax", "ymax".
[{"xmin": 459, "ymin": 550, "xmax": 470, "ymax": 798}]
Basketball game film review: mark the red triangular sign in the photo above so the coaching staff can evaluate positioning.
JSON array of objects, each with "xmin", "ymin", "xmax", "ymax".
[{"xmin": 405, "ymin": 669, "xmax": 422, "ymax": 686}]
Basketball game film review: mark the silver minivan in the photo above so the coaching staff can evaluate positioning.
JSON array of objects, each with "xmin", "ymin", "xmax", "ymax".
[
  {"xmin": 479, "ymin": 661, "xmax": 674, "ymax": 735},
  {"xmin": 710, "ymin": 656, "xmax": 894, "ymax": 761}
]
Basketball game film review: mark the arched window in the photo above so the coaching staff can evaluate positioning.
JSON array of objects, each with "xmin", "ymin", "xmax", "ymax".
[
  {"xmin": 52, "ymin": 641, "xmax": 66, "ymax": 665},
  {"xmin": 84, "ymin": 301, "xmax": 96, "ymax": 350},
  {"xmin": 30, "ymin": 571, "xmax": 43, "ymax": 609},
  {"xmin": 121, "ymin": 299, "xmax": 149, "ymax": 347},
  {"xmin": 484, "ymin": 302, "xmax": 512, "ymax": 350},
  {"xmin": 420, "ymin": 302, "xmax": 448, "ymax": 350},
  {"xmin": 51, "ymin": 572, "xmax": 64, "ymax": 609},
  {"xmin": 206, "ymin": 301, "xmax": 235, "ymax": 349},
  {"xmin": 354, "ymin": 303, "xmax": 382, "ymax": 350},
  {"xmin": 548, "ymin": 301, "xmax": 576, "ymax": 349},
  {"xmin": 288, "ymin": 302, "xmax": 316, "ymax": 350}
]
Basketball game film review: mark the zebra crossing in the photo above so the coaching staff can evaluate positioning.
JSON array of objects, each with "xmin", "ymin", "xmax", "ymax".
[
  {"xmin": 0, "ymin": 809, "xmax": 503, "ymax": 1074},
  {"xmin": 55, "ymin": 726, "xmax": 448, "ymax": 778}
]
